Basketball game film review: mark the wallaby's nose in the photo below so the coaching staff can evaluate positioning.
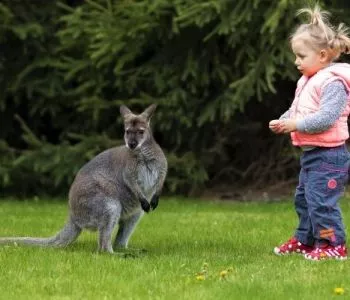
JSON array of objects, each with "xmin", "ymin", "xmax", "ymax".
[{"xmin": 128, "ymin": 141, "xmax": 137, "ymax": 149}]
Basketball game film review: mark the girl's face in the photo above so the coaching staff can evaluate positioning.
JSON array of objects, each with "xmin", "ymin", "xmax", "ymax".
[{"xmin": 291, "ymin": 38, "xmax": 329, "ymax": 77}]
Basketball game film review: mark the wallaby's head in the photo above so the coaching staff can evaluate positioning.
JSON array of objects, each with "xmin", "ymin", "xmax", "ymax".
[{"xmin": 120, "ymin": 104, "xmax": 157, "ymax": 150}]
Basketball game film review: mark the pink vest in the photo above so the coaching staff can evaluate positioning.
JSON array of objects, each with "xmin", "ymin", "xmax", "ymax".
[{"xmin": 290, "ymin": 63, "xmax": 350, "ymax": 147}]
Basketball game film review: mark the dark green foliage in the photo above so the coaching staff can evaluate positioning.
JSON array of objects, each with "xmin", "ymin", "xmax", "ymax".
[{"xmin": 0, "ymin": 0, "xmax": 348, "ymax": 197}]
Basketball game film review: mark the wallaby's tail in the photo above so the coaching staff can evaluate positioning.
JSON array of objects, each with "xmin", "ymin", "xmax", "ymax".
[{"xmin": 0, "ymin": 218, "xmax": 82, "ymax": 248}]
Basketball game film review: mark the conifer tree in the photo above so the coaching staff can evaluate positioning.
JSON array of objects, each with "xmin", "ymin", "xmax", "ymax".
[{"xmin": 1, "ymin": 0, "xmax": 348, "ymax": 196}]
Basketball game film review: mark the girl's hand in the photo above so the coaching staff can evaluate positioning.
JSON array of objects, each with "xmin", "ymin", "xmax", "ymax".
[
  {"xmin": 269, "ymin": 120, "xmax": 283, "ymax": 134},
  {"xmin": 278, "ymin": 119, "xmax": 297, "ymax": 133}
]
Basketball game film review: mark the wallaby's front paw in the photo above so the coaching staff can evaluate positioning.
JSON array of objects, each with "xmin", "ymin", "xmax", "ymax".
[
  {"xmin": 140, "ymin": 198, "xmax": 150, "ymax": 213},
  {"xmin": 150, "ymin": 194, "xmax": 159, "ymax": 211}
]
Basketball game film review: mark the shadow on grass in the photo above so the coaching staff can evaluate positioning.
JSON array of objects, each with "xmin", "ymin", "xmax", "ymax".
[
  {"xmin": 1, "ymin": 234, "xmax": 256, "ymax": 261},
  {"xmin": 55, "ymin": 240, "xmax": 149, "ymax": 259}
]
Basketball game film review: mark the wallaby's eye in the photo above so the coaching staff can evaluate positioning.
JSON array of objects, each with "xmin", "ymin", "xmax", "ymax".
[
  {"xmin": 126, "ymin": 129, "xmax": 130, "ymax": 134},
  {"xmin": 138, "ymin": 130, "xmax": 144, "ymax": 135}
]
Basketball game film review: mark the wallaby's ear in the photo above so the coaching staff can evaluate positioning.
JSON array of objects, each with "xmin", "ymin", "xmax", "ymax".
[
  {"xmin": 140, "ymin": 104, "xmax": 157, "ymax": 121},
  {"xmin": 120, "ymin": 105, "xmax": 132, "ymax": 118}
]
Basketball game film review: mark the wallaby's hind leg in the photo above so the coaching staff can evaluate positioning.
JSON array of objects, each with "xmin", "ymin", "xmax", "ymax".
[
  {"xmin": 114, "ymin": 211, "xmax": 143, "ymax": 249},
  {"xmin": 97, "ymin": 202, "xmax": 122, "ymax": 253},
  {"xmin": 98, "ymin": 223, "xmax": 117, "ymax": 253}
]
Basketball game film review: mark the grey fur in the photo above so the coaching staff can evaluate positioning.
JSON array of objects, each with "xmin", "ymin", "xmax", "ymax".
[{"xmin": 0, "ymin": 104, "xmax": 168, "ymax": 253}]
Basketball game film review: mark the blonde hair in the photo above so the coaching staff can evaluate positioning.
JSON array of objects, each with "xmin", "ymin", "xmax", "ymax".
[{"xmin": 291, "ymin": 5, "xmax": 350, "ymax": 61}]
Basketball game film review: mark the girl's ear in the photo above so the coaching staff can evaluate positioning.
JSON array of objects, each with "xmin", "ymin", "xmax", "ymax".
[{"xmin": 319, "ymin": 49, "xmax": 330, "ymax": 62}]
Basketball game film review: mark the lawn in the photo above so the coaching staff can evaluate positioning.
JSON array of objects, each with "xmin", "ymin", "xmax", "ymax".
[{"xmin": 0, "ymin": 197, "xmax": 349, "ymax": 300}]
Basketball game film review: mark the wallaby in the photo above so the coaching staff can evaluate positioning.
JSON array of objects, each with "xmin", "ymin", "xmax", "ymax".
[{"xmin": 0, "ymin": 104, "xmax": 168, "ymax": 253}]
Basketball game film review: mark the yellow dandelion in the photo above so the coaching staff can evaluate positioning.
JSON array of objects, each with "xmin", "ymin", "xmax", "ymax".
[
  {"xmin": 196, "ymin": 275, "xmax": 205, "ymax": 281},
  {"xmin": 220, "ymin": 270, "xmax": 228, "ymax": 278},
  {"xmin": 334, "ymin": 287, "xmax": 345, "ymax": 295}
]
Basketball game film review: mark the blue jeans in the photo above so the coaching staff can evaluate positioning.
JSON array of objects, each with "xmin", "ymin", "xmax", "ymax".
[{"xmin": 294, "ymin": 144, "xmax": 350, "ymax": 247}]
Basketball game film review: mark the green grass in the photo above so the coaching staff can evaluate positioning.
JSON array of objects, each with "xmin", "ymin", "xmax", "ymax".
[{"xmin": 0, "ymin": 197, "xmax": 350, "ymax": 300}]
